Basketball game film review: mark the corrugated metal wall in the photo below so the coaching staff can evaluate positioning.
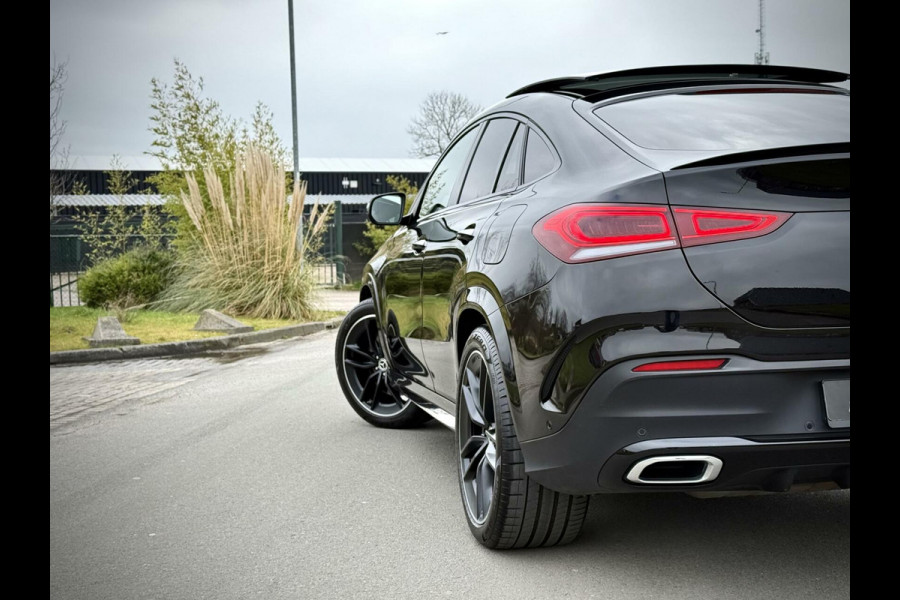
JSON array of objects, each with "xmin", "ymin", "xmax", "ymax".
[
  {"xmin": 53, "ymin": 170, "xmax": 429, "ymax": 196},
  {"xmin": 52, "ymin": 170, "xmax": 158, "ymax": 194},
  {"xmin": 301, "ymin": 171, "xmax": 428, "ymax": 195}
]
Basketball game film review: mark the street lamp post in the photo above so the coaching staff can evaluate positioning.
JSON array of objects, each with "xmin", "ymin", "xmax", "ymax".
[{"xmin": 288, "ymin": 0, "xmax": 302, "ymax": 242}]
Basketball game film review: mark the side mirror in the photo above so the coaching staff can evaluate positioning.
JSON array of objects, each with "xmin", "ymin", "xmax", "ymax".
[{"xmin": 368, "ymin": 193, "xmax": 405, "ymax": 226}]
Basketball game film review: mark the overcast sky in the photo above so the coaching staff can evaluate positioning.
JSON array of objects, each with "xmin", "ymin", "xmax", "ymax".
[{"xmin": 50, "ymin": 0, "xmax": 849, "ymax": 161}]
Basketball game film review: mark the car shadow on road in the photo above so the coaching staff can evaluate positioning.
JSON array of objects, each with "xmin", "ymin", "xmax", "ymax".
[
  {"xmin": 501, "ymin": 486, "xmax": 848, "ymax": 596},
  {"xmin": 407, "ymin": 420, "xmax": 849, "ymax": 592}
]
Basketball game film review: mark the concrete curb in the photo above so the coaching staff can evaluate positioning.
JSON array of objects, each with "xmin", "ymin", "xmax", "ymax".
[{"xmin": 50, "ymin": 317, "xmax": 345, "ymax": 365}]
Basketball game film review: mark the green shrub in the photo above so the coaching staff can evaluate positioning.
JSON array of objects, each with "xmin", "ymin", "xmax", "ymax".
[{"xmin": 79, "ymin": 248, "xmax": 175, "ymax": 309}]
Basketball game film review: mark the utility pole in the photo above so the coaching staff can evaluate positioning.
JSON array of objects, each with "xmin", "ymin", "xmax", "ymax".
[
  {"xmin": 288, "ymin": 0, "xmax": 303, "ymax": 242},
  {"xmin": 754, "ymin": 0, "xmax": 770, "ymax": 65}
]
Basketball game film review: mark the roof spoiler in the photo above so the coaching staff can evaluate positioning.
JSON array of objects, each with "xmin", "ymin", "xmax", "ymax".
[
  {"xmin": 507, "ymin": 64, "xmax": 849, "ymax": 99},
  {"xmin": 671, "ymin": 142, "xmax": 851, "ymax": 171}
]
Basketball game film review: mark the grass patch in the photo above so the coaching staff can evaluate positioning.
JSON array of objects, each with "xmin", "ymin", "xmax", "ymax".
[
  {"xmin": 50, "ymin": 306, "xmax": 344, "ymax": 352},
  {"xmin": 334, "ymin": 280, "xmax": 362, "ymax": 291}
]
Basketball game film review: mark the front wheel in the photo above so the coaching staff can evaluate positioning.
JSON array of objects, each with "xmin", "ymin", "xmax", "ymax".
[
  {"xmin": 335, "ymin": 299, "xmax": 430, "ymax": 428},
  {"xmin": 456, "ymin": 326, "xmax": 589, "ymax": 548}
]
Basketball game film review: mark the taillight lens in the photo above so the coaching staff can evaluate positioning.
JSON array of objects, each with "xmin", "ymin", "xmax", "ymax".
[
  {"xmin": 532, "ymin": 205, "xmax": 678, "ymax": 262},
  {"xmin": 533, "ymin": 204, "xmax": 791, "ymax": 263},
  {"xmin": 674, "ymin": 208, "xmax": 791, "ymax": 247}
]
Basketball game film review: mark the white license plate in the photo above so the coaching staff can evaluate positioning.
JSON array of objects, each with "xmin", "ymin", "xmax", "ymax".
[{"xmin": 822, "ymin": 380, "xmax": 850, "ymax": 428}]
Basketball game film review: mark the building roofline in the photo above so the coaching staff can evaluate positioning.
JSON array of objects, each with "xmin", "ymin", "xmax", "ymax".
[
  {"xmin": 51, "ymin": 155, "xmax": 436, "ymax": 173},
  {"xmin": 51, "ymin": 193, "xmax": 377, "ymax": 207}
]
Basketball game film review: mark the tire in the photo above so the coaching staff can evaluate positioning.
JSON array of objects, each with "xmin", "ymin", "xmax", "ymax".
[
  {"xmin": 456, "ymin": 326, "xmax": 589, "ymax": 548},
  {"xmin": 335, "ymin": 299, "xmax": 431, "ymax": 428}
]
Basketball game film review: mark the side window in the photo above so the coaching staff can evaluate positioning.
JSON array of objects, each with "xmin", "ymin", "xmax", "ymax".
[
  {"xmin": 494, "ymin": 124, "xmax": 526, "ymax": 193},
  {"xmin": 419, "ymin": 127, "xmax": 480, "ymax": 216},
  {"xmin": 524, "ymin": 128, "xmax": 557, "ymax": 183},
  {"xmin": 458, "ymin": 118, "xmax": 518, "ymax": 203}
]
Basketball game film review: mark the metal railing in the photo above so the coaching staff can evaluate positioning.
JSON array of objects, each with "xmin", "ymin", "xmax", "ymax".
[
  {"xmin": 49, "ymin": 234, "xmax": 87, "ymax": 307},
  {"xmin": 50, "ymin": 228, "xmax": 346, "ymax": 308}
]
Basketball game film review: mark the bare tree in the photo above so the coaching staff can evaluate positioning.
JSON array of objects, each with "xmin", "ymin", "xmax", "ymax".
[
  {"xmin": 407, "ymin": 91, "xmax": 481, "ymax": 158},
  {"xmin": 50, "ymin": 59, "xmax": 69, "ymax": 219}
]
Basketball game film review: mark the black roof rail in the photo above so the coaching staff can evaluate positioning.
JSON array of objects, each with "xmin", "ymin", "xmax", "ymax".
[{"xmin": 506, "ymin": 64, "xmax": 849, "ymax": 99}]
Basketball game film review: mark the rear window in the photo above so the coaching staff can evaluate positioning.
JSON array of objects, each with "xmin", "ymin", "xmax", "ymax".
[{"xmin": 594, "ymin": 91, "xmax": 850, "ymax": 151}]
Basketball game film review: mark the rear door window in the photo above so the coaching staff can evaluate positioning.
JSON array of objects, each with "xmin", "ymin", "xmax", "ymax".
[{"xmin": 458, "ymin": 118, "xmax": 519, "ymax": 203}]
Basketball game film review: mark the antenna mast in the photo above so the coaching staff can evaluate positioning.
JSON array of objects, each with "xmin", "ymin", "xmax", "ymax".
[{"xmin": 754, "ymin": 0, "xmax": 770, "ymax": 64}]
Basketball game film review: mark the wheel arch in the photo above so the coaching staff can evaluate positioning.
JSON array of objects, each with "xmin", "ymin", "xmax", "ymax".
[{"xmin": 456, "ymin": 285, "xmax": 522, "ymax": 412}]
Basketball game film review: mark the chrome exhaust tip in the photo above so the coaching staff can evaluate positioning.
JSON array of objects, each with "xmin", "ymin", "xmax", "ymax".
[{"xmin": 625, "ymin": 455, "xmax": 723, "ymax": 485}]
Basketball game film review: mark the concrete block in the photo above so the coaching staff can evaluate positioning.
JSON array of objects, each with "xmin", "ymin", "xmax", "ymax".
[
  {"xmin": 83, "ymin": 316, "xmax": 140, "ymax": 348},
  {"xmin": 193, "ymin": 309, "xmax": 254, "ymax": 333}
]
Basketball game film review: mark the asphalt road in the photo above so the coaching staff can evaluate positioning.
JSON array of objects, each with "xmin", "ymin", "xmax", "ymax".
[{"xmin": 50, "ymin": 330, "xmax": 850, "ymax": 600}]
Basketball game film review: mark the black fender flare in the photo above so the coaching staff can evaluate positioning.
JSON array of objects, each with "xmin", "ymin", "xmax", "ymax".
[{"xmin": 456, "ymin": 285, "xmax": 522, "ymax": 414}]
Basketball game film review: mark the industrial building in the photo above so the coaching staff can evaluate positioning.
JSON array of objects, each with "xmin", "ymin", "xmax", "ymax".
[{"xmin": 50, "ymin": 155, "xmax": 434, "ymax": 287}]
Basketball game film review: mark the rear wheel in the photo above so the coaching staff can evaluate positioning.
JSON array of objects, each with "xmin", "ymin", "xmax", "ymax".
[
  {"xmin": 335, "ymin": 299, "xmax": 430, "ymax": 428},
  {"xmin": 457, "ymin": 326, "xmax": 589, "ymax": 548}
]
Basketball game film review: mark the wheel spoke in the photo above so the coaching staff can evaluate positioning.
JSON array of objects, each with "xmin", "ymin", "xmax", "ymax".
[
  {"xmin": 345, "ymin": 344, "xmax": 375, "ymax": 361},
  {"xmin": 370, "ymin": 372, "xmax": 383, "ymax": 406},
  {"xmin": 461, "ymin": 436, "xmax": 487, "ymax": 480},
  {"xmin": 485, "ymin": 440, "xmax": 497, "ymax": 470},
  {"xmin": 360, "ymin": 372, "xmax": 379, "ymax": 406},
  {"xmin": 345, "ymin": 358, "xmax": 376, "ymax": 369},
  {"xmin": 383, "ymin": 377, "xmax": 406, "ymax": 408},
  {"xmin": 462, "ymin": 367, "xmax": 486, "ymax": 428},
  {"xmin": 365, "ymin": 320, "xmax": 378, "ymax": 355},
  {"xmin": 466, "ymin": 361, "xmax": 481, "ymax": 399},
  {"xmin": 475, "ymin": 455, "xmax": 493, "ymax": 519}
]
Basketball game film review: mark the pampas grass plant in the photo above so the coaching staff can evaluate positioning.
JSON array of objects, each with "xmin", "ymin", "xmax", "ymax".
[{"xmin": 159, "ymin": 146, "xmax": 333, "ymax": 320}]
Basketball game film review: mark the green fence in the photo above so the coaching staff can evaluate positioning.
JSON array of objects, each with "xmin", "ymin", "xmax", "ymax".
[
  {"xmin": 50, "ymin": 223, "xmax": 346, "ymax": 308},
  {"xmin": 315, "ymin": 214, "xmax": 346, "ymax": 287},
  {"xmin": 49, "ymin": 233, "xmax": 177, "ymax": 307},
  {"xmin": 49, "ymin": 234, "xmax": 87, "ymax": 307}
]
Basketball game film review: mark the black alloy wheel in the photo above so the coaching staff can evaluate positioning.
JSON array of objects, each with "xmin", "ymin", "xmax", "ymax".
[
  {"xmin": 458, "ymin": 348, "xmax": 498, "ymax": 525},
  {"xmin": 457, "ymin": 327, "xmax": 590, "ymax": 548},
  {"xmin": 335, "ymin": 299, "xmax": 431, "ymax": 428}
]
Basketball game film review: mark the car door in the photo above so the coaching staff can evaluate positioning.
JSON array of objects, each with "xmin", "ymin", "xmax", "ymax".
[
  {"xmin": 374, "ymin": 222, "xmax": 432, "ymax": 387},
  {"xmin": 416, "ymin": 117, "xmax": 524, "ymax": 398},
  {"xmin": 379, "ymin": 125, "xmax": 483, "ymax": 391}
]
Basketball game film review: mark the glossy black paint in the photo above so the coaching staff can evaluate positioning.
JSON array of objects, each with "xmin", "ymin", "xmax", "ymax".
[
  {"xmin": 360, "ymin": 71, "xmax": 850, "ymax": 494},
  {"xmin": 665, "ymin": 157, "xmax": 850, "ymax": 328}
]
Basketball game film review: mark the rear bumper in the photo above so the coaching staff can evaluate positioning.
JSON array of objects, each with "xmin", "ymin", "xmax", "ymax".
[
  {"xmin": 600, "ymin": 436, "xmax": 849, "ymax": 492},
  {"xmin": 518, "ymin": 355, "xmax": 850, "ymax": 494}
]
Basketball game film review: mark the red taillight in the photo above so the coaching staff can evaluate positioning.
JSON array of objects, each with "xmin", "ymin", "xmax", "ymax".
[
  {"xmin": 674, "ymin": 208, "xmax": 791, "ymax": 247},
  {"xmin": 533, "ymin": 204, "xmax": 791, "ymax": 263},
  {"xmin": 532, "ymin": 205, "xmax": 678, "ymax": 262},
  {"xmin": 632, "ymin": 358, "xmax": 728, "ymax": 372}
]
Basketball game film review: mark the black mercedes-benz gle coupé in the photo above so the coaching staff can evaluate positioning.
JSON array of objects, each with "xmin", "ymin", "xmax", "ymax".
[{"xmin": 334, "ymin": 65, "xmax": 850, "ymax": 549}]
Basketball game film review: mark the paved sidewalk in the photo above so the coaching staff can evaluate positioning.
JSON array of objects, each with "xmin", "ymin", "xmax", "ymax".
[
  {"xmin": 50, "ymin": 357, "xmax": 213, "ymax": 432},
  {"xmin": 49, "ymin": 338, "xmax": 303, "ymax": 433}
]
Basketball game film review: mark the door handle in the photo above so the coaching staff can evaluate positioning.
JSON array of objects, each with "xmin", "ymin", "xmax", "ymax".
[
  {"xmin": 456, "ymin": 224, "xmax": 477, "ymax": 244},
  {"xmin": 412, "ymin": 240, "xmax": 427, "ymax": 253}
]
